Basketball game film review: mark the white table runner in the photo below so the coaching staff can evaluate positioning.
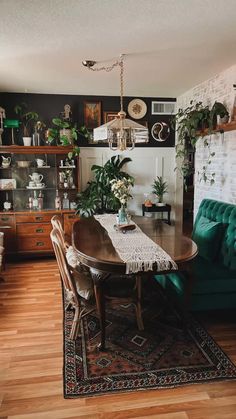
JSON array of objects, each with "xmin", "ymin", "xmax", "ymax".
[{"xmin": 94, "ymin": 214, "xmax": 178, "ymax": 274}]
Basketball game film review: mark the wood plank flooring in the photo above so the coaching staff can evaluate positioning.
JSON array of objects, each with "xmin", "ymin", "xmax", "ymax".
[{"xmin": 0, "ymin": 259, "xmax": 236, "ymax": 419}]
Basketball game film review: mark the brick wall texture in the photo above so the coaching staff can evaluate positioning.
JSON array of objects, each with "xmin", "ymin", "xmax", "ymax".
[{"xmin": 177, "ymin": 64, "xmax": 236, "ymax": 218}]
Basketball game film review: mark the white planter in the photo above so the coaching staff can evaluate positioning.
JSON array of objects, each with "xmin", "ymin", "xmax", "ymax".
[{"xmin": 23, "ymin": 137, "xmax": 32, "ymax": 146}]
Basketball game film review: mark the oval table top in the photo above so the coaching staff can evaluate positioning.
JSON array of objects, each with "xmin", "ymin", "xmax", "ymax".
[{"xmin": 72, "ymin": 216, "xmax": 198, "ymax": 274}]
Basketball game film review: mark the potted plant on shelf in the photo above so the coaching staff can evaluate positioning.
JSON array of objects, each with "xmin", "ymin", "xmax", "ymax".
[
  {"xmin": 47, "ymin": 117, "xmax": 90, "ymax": 158},
  {"xmin": 76, "ymin": 155, "xmax": 133, "ymax": 216},
  {"xmin": 152, "ymin": 176, "xmax": 168, "ymax": 206},
  {"xmin": 172, "ymin": 100, "xmax": 229, "ymax": 186},
  {"xmin": 14, "ymin": 102, "xmax": 39, "ymax": 146}
]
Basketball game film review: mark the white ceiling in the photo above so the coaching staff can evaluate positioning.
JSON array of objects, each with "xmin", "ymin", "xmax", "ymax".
[{"xmin": 1, "ymin": 0, "xmax": 236, "ymax": 97}]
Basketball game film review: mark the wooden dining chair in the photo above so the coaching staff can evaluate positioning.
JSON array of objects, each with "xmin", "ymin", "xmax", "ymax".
[
  {"xmin": 50, "ymin": 228, "xmax": 95, "ymax": 340},
  {"xmin": 51, "ymin": 216, "xmax": 144, "ymax": 333},
  {"xmin": 0, "ymin": 232, "xmax": 5, "ymax": 283},
  {"xmin": 51, "ymin": 215, "xmax": 69, "ymax": 253}
]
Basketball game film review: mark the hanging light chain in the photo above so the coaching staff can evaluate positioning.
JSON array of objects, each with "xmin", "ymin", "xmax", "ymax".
[
  {"xmin": 86, "ymin": 55, "xmax": 125, "ymax": 115},
  {"xmin": 87, "ymin": 60, "xmax": 120, "ymax": 72},
  {"xmin": 119, "ymin": 56, "xmax": 124, "ymax": 112}
]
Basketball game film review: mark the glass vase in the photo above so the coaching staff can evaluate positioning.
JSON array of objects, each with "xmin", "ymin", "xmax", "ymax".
[{"xmin": 118, "ymin": 204, "xmax": 128, "ymax": 225}]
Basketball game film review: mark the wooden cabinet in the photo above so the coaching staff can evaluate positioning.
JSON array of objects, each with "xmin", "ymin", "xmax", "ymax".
[
  {"xmin": 15, "ymin": 211, "xmax": 56, "ymax": 253},
  {"xmin": 0, "ymin": 146, "xmax": 80, "ymax": 256},
  {"xmin": 63, "ymin": 212, "xmax": 80, "ymax": 244},
  {"xmin": 0, "ymin": 210, "xmax": 78, "ymax": 256}
]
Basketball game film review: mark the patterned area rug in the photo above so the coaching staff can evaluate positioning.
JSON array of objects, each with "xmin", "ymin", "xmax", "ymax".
[{"xmin": 63, "ymin": 285, "xmax": 236, "ymax": 398}]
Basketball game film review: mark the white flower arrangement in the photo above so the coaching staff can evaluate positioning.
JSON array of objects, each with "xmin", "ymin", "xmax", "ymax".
[{"xmin": 110, "ymin": 177, "xmax": 133, "ymax": 205}]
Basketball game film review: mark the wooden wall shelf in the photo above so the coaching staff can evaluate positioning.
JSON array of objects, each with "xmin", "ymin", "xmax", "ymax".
[
  {"xmin": 0, "ymin": 145, "xmax": 73, "ymax": 154},
  {"xmin": 197, "ymin": 121, "xmax": 236, "ymax": 137}
]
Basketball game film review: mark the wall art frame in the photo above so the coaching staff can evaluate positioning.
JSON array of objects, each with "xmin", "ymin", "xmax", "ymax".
[
  {"xmin": 103, "ymin": 111, "xmax": 119, "ymax": 123},
  {"xmin": 84, "ymin": 101, "xmax": 102, "ymax": 129}
]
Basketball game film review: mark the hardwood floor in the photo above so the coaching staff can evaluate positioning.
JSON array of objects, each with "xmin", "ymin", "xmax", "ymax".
[{"xmin": 0, "ymin": 259, "xmax": 236, "ymax": 418}]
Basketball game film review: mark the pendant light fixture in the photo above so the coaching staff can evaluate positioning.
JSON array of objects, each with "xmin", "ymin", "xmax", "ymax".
[{"xmin": 82, "ymin": 55, "xmax": 149, "ymax": 151}]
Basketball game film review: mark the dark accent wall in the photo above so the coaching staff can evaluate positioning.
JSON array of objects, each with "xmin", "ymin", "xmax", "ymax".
[{"xmin": 0, "ymin": 92, "xmax": 176, "ymax": 147}]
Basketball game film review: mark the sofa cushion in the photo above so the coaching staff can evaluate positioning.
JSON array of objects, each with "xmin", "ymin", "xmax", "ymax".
[
  {"xmin": 155, "ymin": 255, "xmax": 236, "ymax": 296},
  {"xmin": 194, "ymin": 199, "xmax": 236, "ymax": 270},
  {"xmin": 189, "ymin": 256, "xmax": 236, "ymax": 293},
  {"xmin": 192, "ymin": 215, "xmax": 224, "ymax": 261},
  {"xmin": 220, "ymin": 211, "xmax": 236, "ymax": 270}
]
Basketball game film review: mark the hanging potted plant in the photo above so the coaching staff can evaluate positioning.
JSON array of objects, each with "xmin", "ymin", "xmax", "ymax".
[{"xmin": 172, "ymin": 100, "xmax": 229, "ymax": 186}]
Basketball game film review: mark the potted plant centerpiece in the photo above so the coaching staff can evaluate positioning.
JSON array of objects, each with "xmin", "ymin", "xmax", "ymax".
[
  {"xmin": 14, "ymin": 103, "xmax": 39, "ymax": 146},
  {"xmin": 111, "ymin": 177, "xmax": 134, "ymax": 224},
  {"xmin": 152, "ymin": 176, "xmax": 168, "ymax": 206}
]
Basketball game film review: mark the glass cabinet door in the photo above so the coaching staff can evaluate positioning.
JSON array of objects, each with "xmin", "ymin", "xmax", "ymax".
[{"xmin": 0, "ymin": 151, "xmax": 78, "ymax": 211}]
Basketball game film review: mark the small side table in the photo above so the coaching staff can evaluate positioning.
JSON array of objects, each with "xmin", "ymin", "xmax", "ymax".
[{"xmin": 142, "ymin": 203, "xmax": 171, "ymax": 225}]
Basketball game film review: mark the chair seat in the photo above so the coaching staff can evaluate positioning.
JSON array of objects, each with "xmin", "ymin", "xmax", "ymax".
[{"xmin": 73, "ymin": 269, "xmax": 94, "ymax": 300}]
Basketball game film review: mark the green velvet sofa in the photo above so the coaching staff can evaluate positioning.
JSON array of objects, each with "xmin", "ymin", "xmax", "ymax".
[{"xmin": 155, "ymin": 199, "xmax": 236, "ymax": 311}]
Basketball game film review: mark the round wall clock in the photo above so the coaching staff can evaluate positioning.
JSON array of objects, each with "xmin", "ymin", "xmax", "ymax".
[
  {"xmin": 151, "ymin": 122, "xmax": 170, "ymax": 142},
  {"xmin": 127, "ymin": 99, "xmax": 147, "ymax": 119}
]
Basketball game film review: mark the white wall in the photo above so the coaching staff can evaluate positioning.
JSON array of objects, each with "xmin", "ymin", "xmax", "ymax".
[
  {"xmin": 79, "ymin": 147, "xmax": 177, "ymax": 220},
  {"xmin": 176, "ymin": 64, "xmax": 236, "ymax": 218}
]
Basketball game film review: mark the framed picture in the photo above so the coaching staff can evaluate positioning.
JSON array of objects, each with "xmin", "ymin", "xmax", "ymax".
[
  {"xmin": 84, "ymin": 101, "xmax": 101, "ymax": 129},
  {"xmin": 103, "ymin": 111, "xmax": 118, "ymax": 123}
]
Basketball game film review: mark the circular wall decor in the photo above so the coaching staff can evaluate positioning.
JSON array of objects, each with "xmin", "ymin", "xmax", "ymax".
[
  {"xmin": 151, "ymin": 122, "xmax": 170, "ymax": 142},
  {"xmin": 127, "ymin": 99, "xmax": 147, "ymax": 119}
]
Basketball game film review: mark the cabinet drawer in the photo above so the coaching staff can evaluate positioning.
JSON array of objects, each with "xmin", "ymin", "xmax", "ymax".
[
  {"xmin": 17, "ymin": 236, "xmax": 53, "ymax": 251},
  {"xmin": 17, "ymin": 223, "xmax": 52, "ymax": 236},
  {"xmin": 0, "ymin": 214, "xmax": 15, "ymax": 226},
  {"xmin": 64, "ymin": 213, "xmax": 80, "ymax": 223},
  {"xmin": 15, "ymin": 213, "xmax": 55, "ymax": 223}
]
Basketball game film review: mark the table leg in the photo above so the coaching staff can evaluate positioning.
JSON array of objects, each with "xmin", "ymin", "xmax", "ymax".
[
  {"xmin": 168, "ymin": 210, "xmax": 171, "ymax": 225},
  {"xmin": 90, "ymin": 268, "xmax": 109, "ymax": 351},
  {"xmin": 178, "ymin": 261, "xmax": 196, "ymax": 310}
]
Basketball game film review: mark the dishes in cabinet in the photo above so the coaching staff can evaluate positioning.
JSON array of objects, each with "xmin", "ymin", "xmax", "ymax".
[
  {"xmin": 16, "ymin": 161, "xmax": 31, "ymax": 168},
  {"xmin": 0, "ymin": 178, "xmax": 16, "ymax": 190},
  {"xmin": 26, "ymin": 185, "xmax": 46, "ymax": 190}
]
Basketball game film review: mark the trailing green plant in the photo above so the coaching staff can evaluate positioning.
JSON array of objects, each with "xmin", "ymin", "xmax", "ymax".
[
  {"xmin": 47, "ymin": 117, "xmax": 91, "ymax": 158},
  {"xmin": 152, "ymin": 176, "xmax": 168, "ymax": 203},
  {"xmin": 172, "ymin": 100, "xmax": 229, "ymax": 187},
  {"xmin": 77, "ymin": 155, "xmax": 134, "ymax": 216},
  {"xmin": 14, "ymin": 102, "xmax": 39, "ymax": 137}
]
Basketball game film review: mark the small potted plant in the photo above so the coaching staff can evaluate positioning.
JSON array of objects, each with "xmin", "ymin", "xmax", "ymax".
[
  {"xmin": 14, "ymin": 102, "xmax": 39, "ymax": 145},
  {"xmin": 152, "ymin": 176, "xmax": 168, "ymax": 205}
]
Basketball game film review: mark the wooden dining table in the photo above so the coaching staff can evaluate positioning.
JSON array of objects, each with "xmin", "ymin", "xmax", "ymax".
[{"xmin": 72, "ymin": 215, "xmax": 198, "ymax": 350}]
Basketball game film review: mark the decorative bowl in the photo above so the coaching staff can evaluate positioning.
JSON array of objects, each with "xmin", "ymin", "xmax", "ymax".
[{"xmin": 17, "ymin": 161, "xmax": 31, "ymax": 168}]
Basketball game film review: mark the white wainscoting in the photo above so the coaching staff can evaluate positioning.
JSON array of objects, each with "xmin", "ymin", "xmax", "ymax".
[{"xmin": 79, "ymin": 147, "xmax": 176, "ymax": 220}]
